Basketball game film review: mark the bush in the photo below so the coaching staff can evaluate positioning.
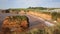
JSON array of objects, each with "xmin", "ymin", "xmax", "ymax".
[{"xmin": 51, "ymin": 12, "xmax": 57, "ymax": 21}]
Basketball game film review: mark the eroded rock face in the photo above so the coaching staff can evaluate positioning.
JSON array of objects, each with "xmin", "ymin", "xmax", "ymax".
[{"xmin": 2, "ymin": 16, "xmax": 29, "ymax": 34}]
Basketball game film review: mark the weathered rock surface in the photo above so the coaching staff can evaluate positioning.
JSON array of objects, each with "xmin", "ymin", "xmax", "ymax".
[{"xmin": 2, "ymin": 16, "xmax": 29, "ymax": 34}]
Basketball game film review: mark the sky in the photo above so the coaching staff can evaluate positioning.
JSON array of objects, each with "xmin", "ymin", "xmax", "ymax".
[{"xmin": 0, "ymin": 0, "xmax": 60, "ymax": 9}]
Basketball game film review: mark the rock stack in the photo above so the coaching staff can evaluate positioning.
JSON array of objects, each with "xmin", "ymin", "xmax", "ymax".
[{"xmin": 2, "ymin": 16, "xmax": 29, "ymax": 34}]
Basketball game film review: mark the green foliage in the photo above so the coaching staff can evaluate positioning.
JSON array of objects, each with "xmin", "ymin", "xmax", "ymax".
[
  {"xmin": 28, "ymin": 7, "xmax": 47, "ymax": 10},
  {"xmin": 20, "ymin": 16, "xmax": 27, "ymax": 20},
  {"xmin": 6, "ymin": 15, "xmax": 28, "ymax": 25},
  {"xmin": 25, "ymin": 28, "xmax": 50, "ymax": 34},
  {"xmin": 51, "ymin": 12, "xmax": 57, "ymax": 21},
  {"xmin": 8, "ymin": 15, "xmax": 27, "ymax": 21},
  {"xmin": 57, "ymin": 13, "xmax": 60, "ymax": 18}
]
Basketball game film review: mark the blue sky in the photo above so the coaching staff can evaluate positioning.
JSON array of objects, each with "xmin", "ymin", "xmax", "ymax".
[{"xmin": 0, "ymin": 0, "xmax": 60, "ymax": 9}]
